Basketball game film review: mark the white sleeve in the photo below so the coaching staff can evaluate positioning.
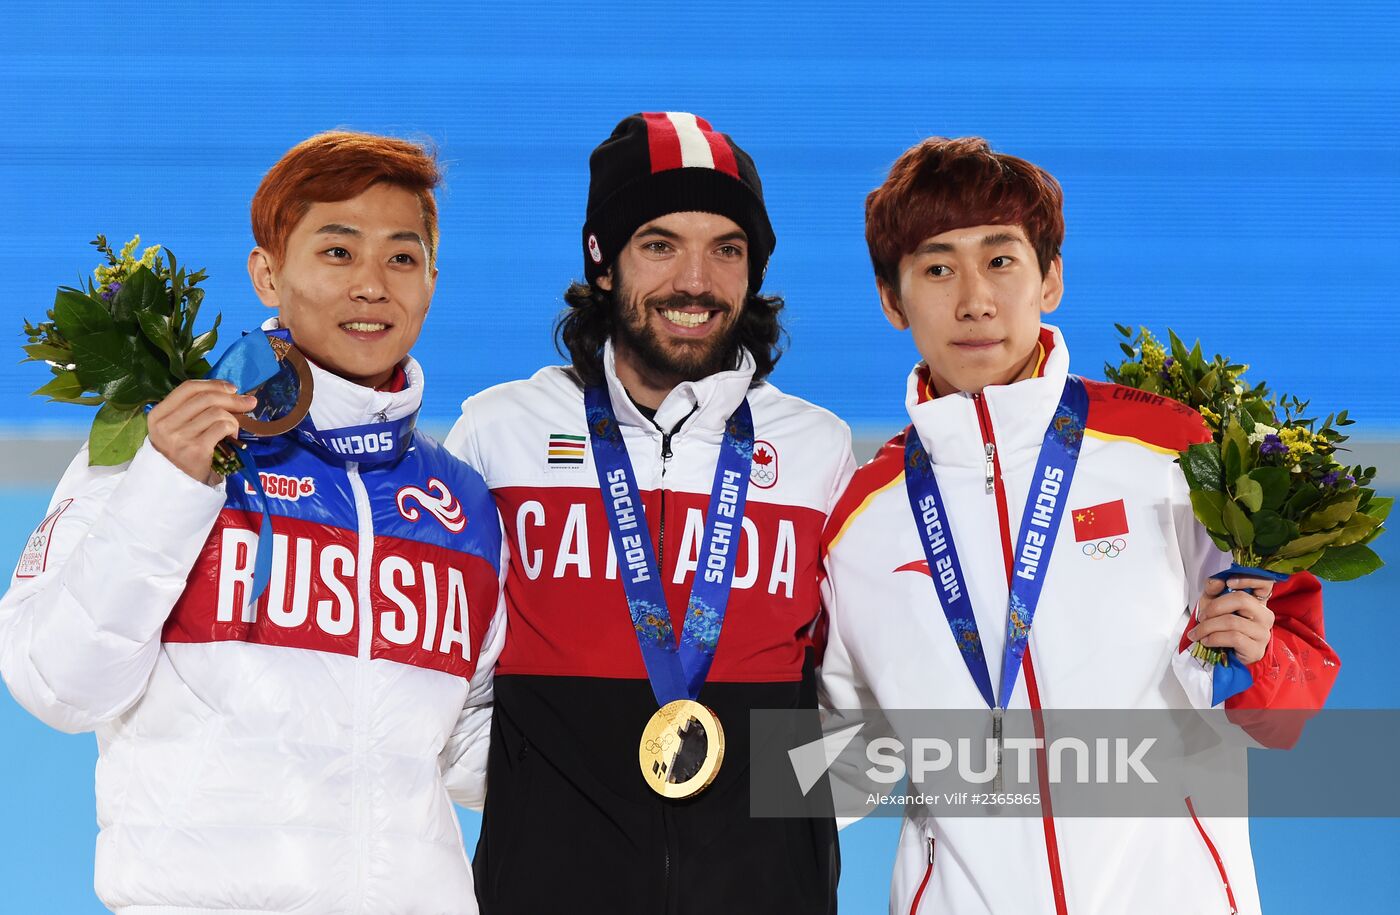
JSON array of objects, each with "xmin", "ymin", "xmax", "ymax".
[
  {"xmin": 1167, "ymin": 460, "xmax": 1237, "ymax": 712},
  {"xmin": 817, "ymin": 551, "xmax": 888, "ymax": 830},
  {"xmin": 440, "ymin": 515, "xmax": 510, "ymax": 809},
  {"xmin": 443, "ymin": 396, "xmax": 485, "ymax": 474},
  {"xmin": 0, "ymin": 440, "xmax": 226, "ymax": 733}
]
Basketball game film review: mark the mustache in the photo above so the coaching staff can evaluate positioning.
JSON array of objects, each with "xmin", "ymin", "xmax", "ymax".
[{"xmin": 643, "ymin": 292, "xmax": 730, "ymax": 314}]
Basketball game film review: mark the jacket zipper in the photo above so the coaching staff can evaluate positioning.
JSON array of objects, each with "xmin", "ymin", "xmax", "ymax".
[
  {"xmin": 346, "ymin": 462, "xmax": 376, "ymax": 914},
  {"xmin": 657, "ymin": 430, "xmax": 674, "ymax": 567},
  {"xmin": 1185, "ymin": 796, "xmax": 1240, "ymax": 914},
  {"xmin": 908, "ymin": 836, "xmax": 936, "ymax": 914},
  {"xmin": 657, "ymin": 427, "xmax": 675, "ymax": 911},
  {"xmin": 971, "ymin": 393, "xmax": 1069, "ymax": 915}
]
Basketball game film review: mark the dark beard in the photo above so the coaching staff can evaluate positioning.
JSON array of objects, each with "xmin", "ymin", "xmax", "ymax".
[{"xmin": 613, "ymin": 287, "xmax": 744, "ymax": 384}]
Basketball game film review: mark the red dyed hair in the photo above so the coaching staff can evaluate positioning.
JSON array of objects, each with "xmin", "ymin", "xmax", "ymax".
[
  {"xmin": 250, "ymin": 131, "xmax": 441, "ymax": 264},
  {"xmin": 865, "ymin": 137, "xmax": 1064, "ymax": 288}
]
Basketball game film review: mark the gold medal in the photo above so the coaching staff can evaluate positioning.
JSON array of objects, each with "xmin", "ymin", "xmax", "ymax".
[
  {"xmin": 237, "ymin": 337, "xmax": 314, "ymax": 436},
  {"xmin": 638, "ymin": 699, "xmax": 725, "ymax": 799}
]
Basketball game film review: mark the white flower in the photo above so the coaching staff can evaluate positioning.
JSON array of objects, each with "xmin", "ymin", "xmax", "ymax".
[
  {"xmin": 1247, "ymin": 424, "xmax": 1279, "ymax": 445},
  {"xmin": 1234, "ymin": 384, "xmax": 1244, "ymax": 395}
]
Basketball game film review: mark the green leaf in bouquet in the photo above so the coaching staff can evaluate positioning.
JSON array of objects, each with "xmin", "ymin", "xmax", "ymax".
[
  {"xmin": 1115, "ymin": 323, "xmax": 1132, "ymax": 337},
  {"xmin": 1274, "ymin": 528, "xmax": 1346, "ymax": 559},
  {"xmin": 88, "ymin": 402, "xmax": 148, "ymax": 466},
  {"xmin": 1224, "ymin": 437, "xmax": 1243, "ymax": 483},
  {"xmin": 1330, "ymin": 511, "xmax": 1381, "ymax": 548},
  {"xmin": 1251, "ymin": 509, "xmax": 1297, "ymax": 553},
  {"xmin": 1247, "ymin": 466, "xmax": 1291, "ymax": 511},
  {"xmin": 21, "ymin": 342, "xmax": 73, "ymax": 364},
  {"xmin": 1168, "ymin": 329, "xmax": 1190, "ymax": 365},
  {"xmin": 1309, "ymin": 543, "xmax": 1384, "ymax": 582},
  {"xmin": 101, "ymin": 337, "xmax": 177, "ymax": 408},
  {"xmin": 1208, "ymin": 531, "xmax": 1232, "ymax": 553},
  {"xmin": 1199, "ymin": 367, "xmax": 1219, "ymax": 396},
  {"xmin": 1190, "ymin": 490, "xmax": 1228, "ymax": 535},
  {"xmin": 1223, "ymin": 498, "xmax": 1254, "ymax": 548},
  {"xmin": 1283, "ymin": 482, "xmax": 1322, "ymax": 518},
  {"xmin": 54, "ymin": 287, "xmax": 114, "ymax": 338},
  {"xmin": 136, "ymin": 310, "xmax": 185, "ymax": 380},
  {"xmin": 1181, "ymin": 442, "xmax": 1224, "ymax": 493},
  {"xmin": 111, "ymin": 265, "xmax": 169, "ymax": 322},
  {"xmin": 1233, "ymin": 474, "xmax": 1264, "ymax": 512},
  {"xmin": 1361, "ymin": 496, "xmax": 1393, "ymax": 523},
  {"xmin": 185, "ymin": 314, "xmax": 221, "ymax": 371},
  {"xmin": 1264, "ymin": 549, "xmax": 1326, "ymax": 575},
  {"xmin": 1299, "ymin": 492, "xmax": 1361, "ymax": 533},
  {"xmin": 32, "ymin": 370, "xmax": 101, "ymax": 405},
  {"xmin": 70, "ymin": 332, "xmax": 138, "ymax": 387}
]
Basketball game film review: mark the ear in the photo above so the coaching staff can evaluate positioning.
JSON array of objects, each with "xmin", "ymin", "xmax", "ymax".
[
  {"xmin": 247, "ymin": 247, "xmax": 280, "ymax": 310},
  {"xmin": 425, "ymin": 263, "xmax": 439, "ymax": 313},
  {"xmin": 596, "ymin": 266, "xmax": 613, "ymax": 292},
  {"xmin": 1039, "ymin": 255, "xmax": 1064, "ymax": 315},
  {"xmin": 877, "ymin": 278, "xmax": 909, "ymax": 331}
]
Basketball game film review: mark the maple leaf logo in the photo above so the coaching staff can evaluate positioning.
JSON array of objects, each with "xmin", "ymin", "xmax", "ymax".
[{"xmin": 754, "ymin": 447, "xmax": 773, "ymax": 466}]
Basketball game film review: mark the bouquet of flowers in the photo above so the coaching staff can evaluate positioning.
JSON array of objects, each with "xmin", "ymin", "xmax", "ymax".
[
  {"xmin": 22, "ymin": 235, "xmax": 239, "ymax": 473},
  {"xmin": 1105, "ymin": 326, "xmax": 1388, "ymax": 665}
]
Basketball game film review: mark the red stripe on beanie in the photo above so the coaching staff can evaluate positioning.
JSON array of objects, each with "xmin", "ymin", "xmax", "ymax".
[
  {"xmin": 693, "ymin": 115, "xmax": 740, "ymax": 177},
  {"xmin": 704, "ymin": 131, "xmax": 739, "ymax": 177},
  {"xmin": 642, "ymin": 112, "xmax": 683, "ymax": 173}
]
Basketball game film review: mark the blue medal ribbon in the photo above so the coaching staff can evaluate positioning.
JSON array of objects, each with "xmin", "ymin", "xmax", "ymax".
[
  {"xmin": 206, "ymin": 331, "xmax": 288, "ymax": 603},
  {"xmin": 585, "ymin": 386, "xmax": 754, "ymax": 707},
  {"xmin": 903, "ymin": 376, "xmax": 1088, "ymax": 711},
  {"xmin": 295, "ymin": 414, "xmax": 416, "ymax": 466},
  {"xmin": 1205, "ymin": 563, "xmax": 1288, "ymax": 705}
]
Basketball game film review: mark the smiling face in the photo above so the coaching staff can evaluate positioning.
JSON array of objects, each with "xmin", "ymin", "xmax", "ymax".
[
  {"xmin": 247, "ymin": 182, "xmax": 437, "ymax": 389},
  {"xmin": 880, "ymin": 223, "xmax": 1063, "ymax": 397},
  {"xmin": 598, "ymin": 210, "xmax": 750, "ymax": 404}
]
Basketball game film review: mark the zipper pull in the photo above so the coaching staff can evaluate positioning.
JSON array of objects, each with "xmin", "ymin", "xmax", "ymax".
[
  {"xmin": 661, "ymin": 432, "xmax": 674, "ymax": 469},
  {"xmin": 983, "ymin": 443, "xmax": 995, "ymax": 494},
  {"xmin": 927, "ymin": 835, "xmax": 936, "ymax": 863}
]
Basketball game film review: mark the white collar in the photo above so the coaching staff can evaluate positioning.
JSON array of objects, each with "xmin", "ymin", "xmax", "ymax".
[
  {"xmin": 904, "ymin": 324, "xmax": 1072, "ymax": 469},
  {"xmin": 261, "ymin": 317, "xmax": 423, "ymax": 431},
  {"xmin": 601, "ymin": 337, "xmax": 757, "ymax": 433}
]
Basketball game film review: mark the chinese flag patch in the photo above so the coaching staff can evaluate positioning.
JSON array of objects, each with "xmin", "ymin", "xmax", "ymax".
[{"xmin": 1072, "ymin": 499, "xmax": 1129, "ymax": 542}]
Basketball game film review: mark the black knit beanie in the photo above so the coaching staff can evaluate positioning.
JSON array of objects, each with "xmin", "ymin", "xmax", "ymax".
[{"xmin": 581, "ymin": 112, "xmax": 775, "ymax": 292}]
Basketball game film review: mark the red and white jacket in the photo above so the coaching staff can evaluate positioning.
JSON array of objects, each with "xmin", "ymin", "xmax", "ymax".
[
  {"xmin": 819, "ymin": 325, "xmax": 1338, "ymax": 915},
  {"xmin": 445, "ymin": 341, "xmax": 856, "ymax": 912},
  {"xmin": 0, "ymin": 353, "xmax": 506, "ymax": 915}
]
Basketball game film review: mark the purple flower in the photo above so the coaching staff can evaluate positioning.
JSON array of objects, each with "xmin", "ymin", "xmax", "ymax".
[
  {"xmin": 1321, "ymin": 471, "xmax": 1356, "ymax": 488},
  {"xmin": 1260, "ymin": 434, "xmax": 1287, "ymax": 456},
  {"xmin": 99, "ymin": 281, "xmax": 121, "ymax": 302},
  {"xmin": 1163, "ymin": 357, "xmax": 1175, "ymax": 369}
]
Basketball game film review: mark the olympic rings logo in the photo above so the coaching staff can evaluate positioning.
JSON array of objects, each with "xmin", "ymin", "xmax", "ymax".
[{"xmin": 1082, "ymin": 538, "xmax": 1127, "ymax": 559}]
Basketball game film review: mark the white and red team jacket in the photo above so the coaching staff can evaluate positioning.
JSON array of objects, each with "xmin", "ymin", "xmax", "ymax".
[
  {"xmin": 0, "ymin": 352, "xmax": 506, "ymax": 915},
  {"xmin": 819, "ymin": 325, "xmax": 1338, "ymax": 915},
  {"xmin": 445, "ymin": 342, "xmax": 856, "ymax": 913}
]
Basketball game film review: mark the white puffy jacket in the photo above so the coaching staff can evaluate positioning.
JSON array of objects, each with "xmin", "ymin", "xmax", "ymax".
[
  {"xmin": 819, "ymin": 326, "xmax": 1336, "ymax": 915},
  {"xmin": 0, "ymin": 355, "xmax": 506, "ymax": 914}
]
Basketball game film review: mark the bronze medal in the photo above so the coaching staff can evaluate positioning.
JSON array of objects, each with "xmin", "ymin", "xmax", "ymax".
[
  {"xmin": 638, "ymin": 699, "xmax": 725, "ymax": 799},
  {"xmin": 237, "ymin": 336, "xmax": 314, "ymax": 436}
]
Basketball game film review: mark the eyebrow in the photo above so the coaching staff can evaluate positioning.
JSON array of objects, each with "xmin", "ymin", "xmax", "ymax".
[
  {"xmin": 390, "ymin": 230, "xmax": 426, "ymax": 246},
  {"xmin": 634, "ymin": 226, "xmax": 749, "ymax": 244},
  {"xmin": 315, "ymin": 225, "xmax": 425, "ymax": 246},
  {"xmin": 914, "ymin": 231, "xmax": 1026, "ymax": 256}
]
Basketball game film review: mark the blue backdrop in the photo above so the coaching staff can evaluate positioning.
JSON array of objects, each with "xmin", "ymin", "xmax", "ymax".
[
  {"xmin": 3, "ymin": 2, "xmax": 1398, "ymax": 911},
  {"xmin": 5, "ymin": 1, "xmax": 1398, "ymax": 439}
]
